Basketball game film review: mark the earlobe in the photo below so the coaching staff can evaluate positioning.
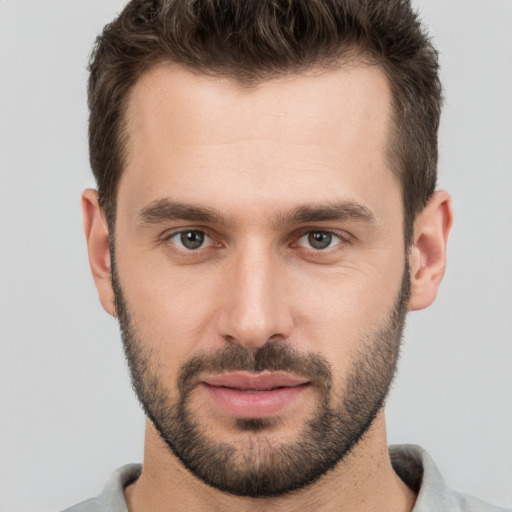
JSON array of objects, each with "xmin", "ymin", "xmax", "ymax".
[
  {"xmin": 82, "ymin": 189, "xmax": 116, "ymax": 317},
  {"xmin": 408, "ymin": 190, "xmax": 453, "ymax": 311}
]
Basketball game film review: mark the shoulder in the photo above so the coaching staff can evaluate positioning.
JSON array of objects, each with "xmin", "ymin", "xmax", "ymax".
[
  {"xmin": 390, "ymin": 445, "xmax": 510, "ymax": 512},
  {"xmin": 60, "ymin": 464, "xmax": 141, "ymax": 512}
]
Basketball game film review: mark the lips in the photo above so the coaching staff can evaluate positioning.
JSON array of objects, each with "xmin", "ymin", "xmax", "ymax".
[
  {"xmin": 201, "ymin": 372, "xmax": 310, "ymax": 418},
  {"xmin": 203, "ymin": 372, "xmax": 309, "ymax": 390}
]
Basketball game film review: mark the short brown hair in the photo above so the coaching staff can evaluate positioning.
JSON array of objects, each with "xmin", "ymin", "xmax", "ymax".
[{"xmin": 88, "ymin": 0, "xmax": 441, "ymax": 241}]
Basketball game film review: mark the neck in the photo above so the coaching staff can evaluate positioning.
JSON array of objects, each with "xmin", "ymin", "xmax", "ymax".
[{"xmin": 125, "ymin": 412, "xmax": 416, "ymax": 512}]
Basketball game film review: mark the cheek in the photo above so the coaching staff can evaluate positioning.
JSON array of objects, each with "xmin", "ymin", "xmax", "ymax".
[
  {"xmin": 292, "ymin": 261, "xmax": 405, "ymax": 360},
  {"xmin": 116, "ymin": 252, "xmax": 224, "ymax": 364}
]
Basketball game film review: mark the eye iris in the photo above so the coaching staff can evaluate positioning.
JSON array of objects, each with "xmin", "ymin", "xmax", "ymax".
[
  {"xmin": 180, "ymin": 231, "xmax": 204, "ymax": 249},
  {"xmin": 308, "ymin": 231, "xmax": 332, "ymax": 249}
]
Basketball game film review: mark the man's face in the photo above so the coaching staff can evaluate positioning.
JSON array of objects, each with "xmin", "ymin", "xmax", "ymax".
[{"xmin": 112, "ymin": 64, "xmax": 408, "ymax": 496}]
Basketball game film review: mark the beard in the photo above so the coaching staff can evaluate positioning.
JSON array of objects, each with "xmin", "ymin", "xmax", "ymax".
[{"xmin": 111, "ymin": 256, "xmax": 410, "ymax": 498}]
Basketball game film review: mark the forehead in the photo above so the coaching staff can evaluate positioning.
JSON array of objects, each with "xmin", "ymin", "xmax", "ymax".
[
  {"xmin": 119, "ymin": 62, "xmax": 398, "ymax": 223},
  {"xmin": 124, "ymin": 62, "xmax": 393, "ymax": 150}
]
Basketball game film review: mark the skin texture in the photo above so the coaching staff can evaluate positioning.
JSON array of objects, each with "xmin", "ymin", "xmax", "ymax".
[
  {"xmin": 83, "ymin": 63, "xmax": 453, "ymax": 511},
  {"xmin": 110, "ymin": 258, "xmax": 410, "ymax": 498}
]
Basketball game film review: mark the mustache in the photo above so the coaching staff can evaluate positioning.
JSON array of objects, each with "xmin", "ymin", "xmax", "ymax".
[{"xmin": 177, "ymin": 341, "xmax": 333, "ymax": 395}]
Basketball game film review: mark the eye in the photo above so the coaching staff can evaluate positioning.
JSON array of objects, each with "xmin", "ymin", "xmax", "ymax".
[
  {"xmin": 167, "ymin": 230, "xmax": 212, "ymax": 250},
  {"xmin": 297, "ymin": 230, "xmax": 344, "ymax": 250}
]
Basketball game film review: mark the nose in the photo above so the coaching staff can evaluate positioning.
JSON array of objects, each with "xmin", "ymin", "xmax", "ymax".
[{"xmin": 216, "ymin": 243, "xmax": 294, "ymax": 349}]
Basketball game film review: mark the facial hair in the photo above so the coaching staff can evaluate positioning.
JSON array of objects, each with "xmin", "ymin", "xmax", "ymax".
[{"xmin": 111, "ymin": 256, "xmax": 410, "ymax": 498}]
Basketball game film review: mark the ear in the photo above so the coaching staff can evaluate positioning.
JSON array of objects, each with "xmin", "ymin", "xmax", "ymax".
[
  {"xmin": 82, "ymin": 189, "xmax": 116, "ymax": 317},
  {"xmin": 408, "ymin": 190, "xmax": 453, "ymax": 311}
]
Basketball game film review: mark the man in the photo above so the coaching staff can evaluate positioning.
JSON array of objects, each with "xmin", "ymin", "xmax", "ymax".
[{"xmin": 64, "ymin": 1, "xmax": 507, "ymax": 511}]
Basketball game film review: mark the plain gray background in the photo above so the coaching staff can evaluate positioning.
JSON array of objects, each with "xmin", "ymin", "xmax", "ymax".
[{"xmin": 0, "ymin": 1, "xmax": 511, "ymax": 511}]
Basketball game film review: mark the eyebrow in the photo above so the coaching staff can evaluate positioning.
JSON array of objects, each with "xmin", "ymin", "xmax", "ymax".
[
  {"xmin": 282, "ymin": 202, "xmax": 376, "ymax": 226},
  {"xmin": 136, "ymin": 198, "xmax": 376, "ymax": 228},
  {"xmin": 137, "ymin": 198, "xmax": 230, "ymax": 226}
]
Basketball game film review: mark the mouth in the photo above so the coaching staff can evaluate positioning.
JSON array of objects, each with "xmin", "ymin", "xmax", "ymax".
[{"xmin": 200, "ymin": 372, "xmax": 311, "ymax": 418}]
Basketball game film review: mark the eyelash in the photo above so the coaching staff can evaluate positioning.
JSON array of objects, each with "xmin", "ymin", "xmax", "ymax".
[
  {"xmin": 162, "ymin": 228, "xmax": 350, "ymax": 254},
  {"xmin": 162, "ymin": 230, "xmax": 217, "ymax": 251},
  {"xmin": 294, "ymin": 229, "xmax": 347, "ymax": 251}
]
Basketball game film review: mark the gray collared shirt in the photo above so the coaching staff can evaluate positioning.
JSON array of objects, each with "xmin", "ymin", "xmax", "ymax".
[{"xmin": 62, "ymin": 445, "xmax": 510, "ymax": 511}]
